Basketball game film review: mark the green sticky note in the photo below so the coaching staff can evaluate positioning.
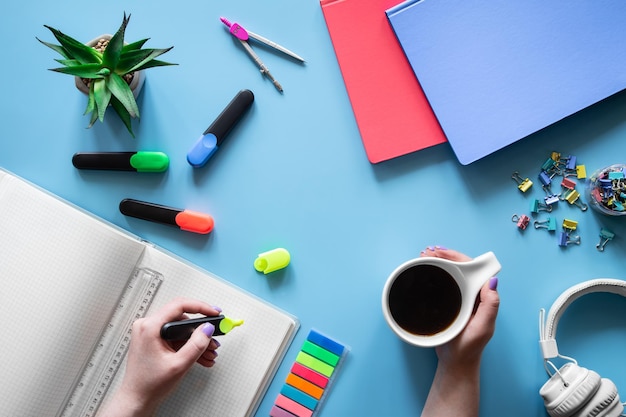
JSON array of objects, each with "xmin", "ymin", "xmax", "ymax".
[
  {"xmin": 296, "ymin": 352, "xmax": 334, "ymax": 378},
  {"xmin": 301, "ymin": 340, "xmax": 340, "ymax": 366}
]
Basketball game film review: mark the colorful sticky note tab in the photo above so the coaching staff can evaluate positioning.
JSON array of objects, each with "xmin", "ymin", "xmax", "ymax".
[{"xmin": 270, "ymin": 329, "xmax": 349, "ymax": 417}]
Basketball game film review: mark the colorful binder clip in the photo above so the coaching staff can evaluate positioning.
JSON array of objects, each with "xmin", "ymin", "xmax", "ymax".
[
  {"xmin": 512, "ymin": 214, "xmax": 530, "ymax": 230},
  {"xmin": 539, "ymin": 171, "xmax": 554, "ymax": 192},
  {"xmin": 534, "ymin": 217, "xmax": 557, "ymax": 232},
  {"xmin": 562, "ymin": 218, "xmax": 578, "ymax": 232},
  {"xmin": 541, "ymin": 158, "xmax": 560, "ymax": 176},
  {"xmin": 563, "ymin": 189, "xmax": 588, "ymax": 211},
  {"xmin": 575, "ymin": 165, "xmax": 587, "ymax": 179},
  {"xmin": 596, "ymin": 228, "xmax": 615, "ymax": 252},
  {"xmin": 564, "ymin": 155, "xmax": 577, "ymax": 171},
  {"xmin": 555, "ymin": 154, "xmax": 577, "ymax": 171},
  {"xmin": 558, "ymin": 231, "xmax": 581, "ymax": 247},
  {"xmin": 544, "ymin": 194, "xmax": 560, "ymax": 206},
  {"xmin": 512, "ymin": 172, "xmax": 533, "ymax": 193},
  {"xmin": 560, "ymin": 178, "xmax": 577, "ymax": 191},
  {"xmin": 530, "ymin": 199, "xmax": 552, "ymax": 215}
]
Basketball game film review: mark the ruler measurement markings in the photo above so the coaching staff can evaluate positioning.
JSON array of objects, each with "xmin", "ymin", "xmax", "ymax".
[{"xmin": 60, "ymin": 268, "xmax": 163, "ymax": 417}]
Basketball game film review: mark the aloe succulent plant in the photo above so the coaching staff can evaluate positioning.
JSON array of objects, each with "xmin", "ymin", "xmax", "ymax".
[{"xmin": 38, "ymin": 13, "xmax": 176, "ymax": 137}]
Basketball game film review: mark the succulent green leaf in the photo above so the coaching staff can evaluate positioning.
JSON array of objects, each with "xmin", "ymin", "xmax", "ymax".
[
  {"xmin": 36, "ymin": 38, "xmax": 71, "ymax": 60},
  {"xmin": 87, "ymin": 105, "xmax": 99, "ymax": 128},
  {"xmin": 54, "ymin": 58, "xmax": 81, "ymax": 67},
  {"xmin": 84, "ymin": 85, "xmax": 96, "ymax": 116},
  {"xmin": 43, "ymin": 25, "xmax": 102, "ymax": 64},
  {"xmin": 107, "ymin": 72, "xmax": 139, "ymax": 119},
  {"xmin": 110, "ymin": 95, "xmax": 135, "ymax": 137},
  {"xmin": 102, "ymin": 13, "xmax": 130, "ymax": 70},
  {"xmin": 117, "ymin": 47, "xmax": 175, "ymax": 73},
  {"xmin": 132, "ymin": 59, "xmax": 178, "ymax": 72},
  {"xmin": 122, "ymin": 38, "xmax": 149, "ymax": 52},
  {"xmin": 86, "ymin": 82, "xmax": 99, "ymax": 128},
  {"xmin": 50, "ymin": 63, "xmax": 105, "ymax": 79},
  {"xmin": 93, "ymin": 78, "xmax": 111, "ymax": 122}
]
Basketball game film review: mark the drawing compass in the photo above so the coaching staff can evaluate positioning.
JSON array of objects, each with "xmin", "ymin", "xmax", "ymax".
[{"xmin": 220, "ymin": 17, "xmax": 305, "ymax": 93}]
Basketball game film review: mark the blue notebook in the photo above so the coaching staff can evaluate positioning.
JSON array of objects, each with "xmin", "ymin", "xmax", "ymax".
[{"xmin": 387, "ymin": 0, "xmax": 626, "ymax": 165}]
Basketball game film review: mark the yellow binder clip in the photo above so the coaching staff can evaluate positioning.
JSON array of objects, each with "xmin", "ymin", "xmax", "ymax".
[
  {"xmin": 563, "ymin": 190, "xmax": 588, "ymax": 211},
  {"xmin": 562, "ymin": 219, "xmax": 578, "ymax": 232},
  {"xmin": 512, "ymin": 172, "xmax": 533, "ymax": 193}
]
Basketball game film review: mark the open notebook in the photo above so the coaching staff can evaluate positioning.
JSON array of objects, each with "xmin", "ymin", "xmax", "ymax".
[{"xmin": 0, "ymin": 169, "xmax": 298, "ymax": 417}]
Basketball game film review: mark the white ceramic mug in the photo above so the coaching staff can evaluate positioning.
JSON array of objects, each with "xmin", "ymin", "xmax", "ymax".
[{"xmin": 382, "ymin": 251, "xmax": 501, "ymax": 347}]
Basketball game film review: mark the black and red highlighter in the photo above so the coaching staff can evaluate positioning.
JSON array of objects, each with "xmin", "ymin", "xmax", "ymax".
[{"xmin": 119, "ymin": 198, "xmax": 214, "ymax": 234}]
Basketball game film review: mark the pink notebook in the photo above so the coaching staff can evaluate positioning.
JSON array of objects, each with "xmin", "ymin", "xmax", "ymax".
[{"xmin": 320, "ymin": 0, "xmax": 447, "ymax": 164}]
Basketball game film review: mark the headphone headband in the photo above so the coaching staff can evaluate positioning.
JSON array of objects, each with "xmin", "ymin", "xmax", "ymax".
[{"xmin": 539, "ymin": 279, "xmax": 626, "ymax": 360}]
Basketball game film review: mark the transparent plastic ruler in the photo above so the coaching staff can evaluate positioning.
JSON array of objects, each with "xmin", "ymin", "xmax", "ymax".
[{"xmin": 59, "ymin": 267, "xmax": 163, "ymax": 417}]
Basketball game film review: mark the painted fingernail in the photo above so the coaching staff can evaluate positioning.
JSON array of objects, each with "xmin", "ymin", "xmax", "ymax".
[
  {"xmin": 213, "ymin": 338, "xmax": 221, "ymax": 348},
  {"xmin": 489, "ymin": 277, "xmax": 498, "ymax": 290},
  {"xmin": 213, "ymin": 306, "xmax": 223, "ymax": 313},
  {"xmin": 435, "ymin": 245, "xmax": 448, "ymax": 250},
  {"xmin": 428, "ymin": 246, "xmax": 435, "ymax": 251},
  {"xmin": 202, "ymin": 323, "xmax": 215, "ymax": 337}
]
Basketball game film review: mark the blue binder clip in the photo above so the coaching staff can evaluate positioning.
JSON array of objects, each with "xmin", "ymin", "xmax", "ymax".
[
  {"xmin": 564, "ymin": 155, "xmax": 577, "ymax": 171},
  {"xmin": 544, "ymin": 194, "xmax": 560, "ymax": 206},
  {"xmin": 539, "ymin": 171, "xmax": 554, "ymax": 192},
  {"xmin": 558, "ymin": 231, "xmax": 581, "ymax": 247}
]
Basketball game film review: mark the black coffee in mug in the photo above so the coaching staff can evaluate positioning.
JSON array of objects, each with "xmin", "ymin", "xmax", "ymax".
[{"xmin": 387, "ymin": 264, "xmax": 462, "ymax": 336}]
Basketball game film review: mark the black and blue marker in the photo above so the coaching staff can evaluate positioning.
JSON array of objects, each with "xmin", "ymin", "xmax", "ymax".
[{"xmin": 187, "ymin": 89, "xmax": 254, "ymax": 168}]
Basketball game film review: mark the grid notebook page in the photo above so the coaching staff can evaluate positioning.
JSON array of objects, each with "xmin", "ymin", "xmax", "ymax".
[
  {"xmin": 127, "ymin": 247, "xmax": 299, "ymax": 417},
  {"xmin": 0, "ymin": 171, "xmax": 147, "ymax": 415}
]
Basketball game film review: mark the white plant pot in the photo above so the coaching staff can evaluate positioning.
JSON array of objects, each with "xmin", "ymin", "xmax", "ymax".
[{"xmin": 74, "ymin": 34, "xmax": 145, "ymax": 99}]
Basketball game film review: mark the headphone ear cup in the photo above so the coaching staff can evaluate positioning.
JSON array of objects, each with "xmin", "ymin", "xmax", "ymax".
[
  {"xmin": 540, "ymin": 363, "xmax": 601, "ymax": 417},
  {"xmin": 571, "ymin": 378, "xmax": 623, "ymax": 417}
]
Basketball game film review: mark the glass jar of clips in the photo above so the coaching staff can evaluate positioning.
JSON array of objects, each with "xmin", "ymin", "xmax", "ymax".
[{"xmin": 586, "ymin": 164, "xmax": 626, "ymax": 216}]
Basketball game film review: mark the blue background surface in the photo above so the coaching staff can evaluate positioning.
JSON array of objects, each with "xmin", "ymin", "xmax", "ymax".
[{"xmin": 1, "ymin": 1, "xmax": 625, "ymax": 416}]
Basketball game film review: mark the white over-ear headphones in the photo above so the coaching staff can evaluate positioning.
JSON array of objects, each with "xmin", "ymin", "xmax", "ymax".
[{"xmin": 539, "ymin": 279, "xmax": 626, "ymax": 417}]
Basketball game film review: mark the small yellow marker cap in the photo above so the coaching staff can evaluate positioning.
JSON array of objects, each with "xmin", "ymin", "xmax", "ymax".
[
  {"xmin": 219, "ymin": 317, "xmax": 244, "ymax": 334},
  {"xmin": 254, "ymin": 247, "xmax": 291, "ymax": 274}
]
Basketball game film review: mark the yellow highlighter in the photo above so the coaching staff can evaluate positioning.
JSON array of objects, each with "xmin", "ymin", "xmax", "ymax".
[{"xmin": 160, "ymin": 315, "xmax": 243, "ymax": 340}]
